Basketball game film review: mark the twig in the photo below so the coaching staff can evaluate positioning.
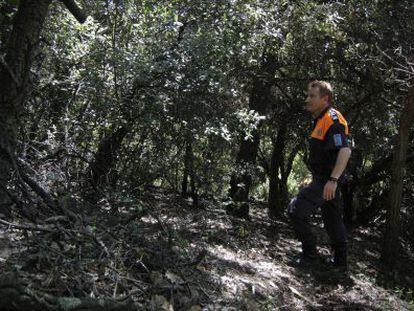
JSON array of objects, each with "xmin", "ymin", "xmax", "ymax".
[
  {"xmin": 197, "ymin": 285, "xmax": 210, "ymax": 299},
  {"xmin": 113, "ymin": 278, "xmax": 119, "ymax": 298},
  {"xmin": 0, "ymin": 55, "xmax": 20, "ymax": 86},
  {"xmin": 106, "ymin": 266, "xmax": 147, "ymax": 294},
  {"xmin": 92, "ymin": 234, "xmax": 111, "ymax": 258},
  {"xmin": 179, "ymin": 249, "xmax": 208, "ymax": 267},
  {"xmin": 0, "ymin": 218, "xmax": 54, "ymax": 233}
]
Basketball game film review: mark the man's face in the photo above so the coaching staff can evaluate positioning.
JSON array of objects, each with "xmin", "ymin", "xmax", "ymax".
[{"xmin": 305, "ymin": 86, "xmax": 328, "ymax": 115}]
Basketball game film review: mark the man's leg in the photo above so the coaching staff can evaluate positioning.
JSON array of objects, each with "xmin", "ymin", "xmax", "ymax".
[
  {"xmin": 321, "ymin": 194, "xmax": 348, "ymax": 267},
  {"xmin": 288, "ymin": 181, "xmax": 325, "ymax": 259}
]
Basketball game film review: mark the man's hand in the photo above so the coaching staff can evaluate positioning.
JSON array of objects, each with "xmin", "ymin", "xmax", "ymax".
[{"xmin": 323, "ymin": 181, "xmax": 337, "ymax": 200}]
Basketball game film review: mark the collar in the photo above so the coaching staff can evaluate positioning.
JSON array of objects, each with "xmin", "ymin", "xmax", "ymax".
[{"xmin": 313, "ymin": 105, "xmax": 331, "ymax": 120}]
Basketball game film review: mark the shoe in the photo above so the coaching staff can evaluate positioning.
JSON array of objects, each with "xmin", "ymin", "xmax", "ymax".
[
  {"xmin": 325, "ymin": 257, "xmax": 348, "ymax": 274},
  {"xmin": 332, "ymin": 263, "xmax": 348, "ymax": 274},
  {"xmin": 288, "ymin": 253, "xmax": 320, "ymax": 268}
]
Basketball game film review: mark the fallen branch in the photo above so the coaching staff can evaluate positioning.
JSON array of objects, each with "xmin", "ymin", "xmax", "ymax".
[
  {"xmin": 0, "ymin": 218, "xmax": 55, "ymax": 233},
  {"xmin": 20, "ymin": 173, "xmax": 57, "ymax": 209},
  {"xmin": 0, "ymin": 272, "xmax": 142, "ymax": 311}
]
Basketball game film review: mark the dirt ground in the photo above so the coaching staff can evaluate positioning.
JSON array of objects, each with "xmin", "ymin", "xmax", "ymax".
[{"xmin": 0, "ymin": 188, "xmax": 413, "ymax": 310}]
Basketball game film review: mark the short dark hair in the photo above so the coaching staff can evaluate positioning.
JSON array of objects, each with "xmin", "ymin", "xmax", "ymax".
[{"xmin": 309, "ymin": 80, "xmax": 333, "ymax": 103}]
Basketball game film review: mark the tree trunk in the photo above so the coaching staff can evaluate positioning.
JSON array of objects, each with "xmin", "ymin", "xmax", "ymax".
[
  {"xmin": 342, "ymin": 147, "xmax": 363, "ymax": 226},
  {"xmin": 355, "ymin": 189, "xmax": 388, "ymax": 226},
  {"xmin": 181, "ymin": 140, "xmax": 198, "ymax": 207},
  {"xmin": 381, "ymin": 87, "xmax": 414, "ymax": 268},
  {"xmin": 83, "ymin": 126, "xmax": 128, "ymax": 205},
  {"xmin": 181, "ymin": 141, "xmax": 191, "ymax": 198},
  {"xmin": 342, "ymin": 182, "xmax": 355, "ymax": 226},
  {"xmin": 87, "ymin": 127, "xmax": 128, "ymax": 191},
  {"xmin": 189, "ymin": 167, "xmax": 198, "ymax": 207},
  {"xmin": 228, "ymin": 130, "xmax": 260, "ymax": 218},
  {"xmin": 0, "ymin": 0, "xmax": 52, "ymax": 217},
  {"xmin": 268, "ymin": 123, "xmax": 287, "ymax": 218},
  {"xmin": 227, "ymin": 53, "xmax": 278, "ymax": 218}
]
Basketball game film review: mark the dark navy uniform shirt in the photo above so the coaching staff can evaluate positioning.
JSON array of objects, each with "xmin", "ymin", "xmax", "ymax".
[{"xmin": 308, "ymin": 106, "xmax": 349, "ymax": 180}]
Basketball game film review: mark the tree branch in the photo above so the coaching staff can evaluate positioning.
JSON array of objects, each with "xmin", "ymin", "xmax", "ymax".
[{"xmin": 60, "ymin": 0, "xmax": 87, "ymax": 23}]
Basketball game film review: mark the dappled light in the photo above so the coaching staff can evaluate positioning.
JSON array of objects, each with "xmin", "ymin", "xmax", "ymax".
[{"xmin": 0, "ymin": 0, "xmax": 413, "ymax": 310}]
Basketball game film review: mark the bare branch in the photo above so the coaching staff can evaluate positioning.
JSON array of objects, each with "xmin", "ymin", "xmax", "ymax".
[{"xmin": 0, "ymin": 218, "xmax": 54, "ymax": 233}]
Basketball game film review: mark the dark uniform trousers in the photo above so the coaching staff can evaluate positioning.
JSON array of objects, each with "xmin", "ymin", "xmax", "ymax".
[{"xmin": 288, "ymin": 178, "xmax": 347, "ymax": 264}]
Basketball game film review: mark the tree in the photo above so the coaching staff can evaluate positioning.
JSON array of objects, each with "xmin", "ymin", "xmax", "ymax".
[
  {"xmin": 382, "ymin": 86, "xmax": 414, "ymax": 267},
  {"xmin": 0, "ymin": 0, "xmax": 52, "ymax": 217},
  {"xmin": 228, "ymin": 52, "xmax": 278, "ymax": 218},
  {"xmin": 0, "ymin": 0, "xmax": 85, "ymax": 217}
]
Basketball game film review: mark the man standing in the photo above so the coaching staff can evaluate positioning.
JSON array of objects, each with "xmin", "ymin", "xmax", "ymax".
[{"xmin": 288, "ymin": 80, "xmax": 352, "ymax": 271}]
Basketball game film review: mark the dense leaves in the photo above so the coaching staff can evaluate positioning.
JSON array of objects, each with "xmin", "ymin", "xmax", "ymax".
[
  {"xmin": 0, "ymin": 0, "xmax": 413, "ymax": 307},
  {"xmin": 1, "ymin": 0, "xmax": 413, "ymax": 247}
]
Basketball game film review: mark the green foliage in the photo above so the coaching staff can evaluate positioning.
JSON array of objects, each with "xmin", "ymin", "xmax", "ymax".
[
  {"xmin": 12, "ymin": 0, "xmax": 413, "ymax": 237},
  {"xmin": 287, "ymin": 153, "xmax": 310, "ymax": 197},
  {"xmin": 393, "ymin": 287, "xmax": 414, "ymax": 306}
]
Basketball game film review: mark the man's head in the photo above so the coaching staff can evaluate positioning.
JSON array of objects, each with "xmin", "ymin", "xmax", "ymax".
[{"xmin": 305, "ymin": 80, "xmax": 333, "ymax": 117}]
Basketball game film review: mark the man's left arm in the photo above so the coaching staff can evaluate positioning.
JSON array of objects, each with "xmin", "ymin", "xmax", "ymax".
[
  {"xmin": 323, "ymin": 122, "xmax": 352, "ymax": 201},
  {"xmin": 323, "ymin": 147, "xmax": 352, "ymax": 200}
]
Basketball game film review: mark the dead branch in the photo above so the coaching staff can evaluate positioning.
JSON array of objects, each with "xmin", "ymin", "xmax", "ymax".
[
  {"xmin": 0, "ymin": 218, "xmax": 55, "ymax": 233},
  {"xmin": 0, "ymin": 271, "xmax": 141, "ymax": 311}
]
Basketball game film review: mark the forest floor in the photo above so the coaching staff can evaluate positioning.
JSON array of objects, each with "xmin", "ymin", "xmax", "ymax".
[{"xmin": 0, "ymin": 187, "xmax": 414, "ymax": 310}]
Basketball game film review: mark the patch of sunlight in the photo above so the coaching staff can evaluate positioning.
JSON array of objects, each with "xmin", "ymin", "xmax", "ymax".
[
  {"xmin": 207, "ymin": 220, "xmax": 232, "ymax": 230},
  {"xmin": 207, "ymin": 245, "xmax": 290, "ymax": 284},
  {"xmin": 255, "ymin": 261, "xmax": 291, "ymax": 279},
  {"xmin": 140, "ymin": 216, "xmax": 158, "ymax": 224}
]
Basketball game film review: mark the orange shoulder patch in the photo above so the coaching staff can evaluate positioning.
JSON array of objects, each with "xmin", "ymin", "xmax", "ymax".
[
  {"xmin": 335, "ymin": 110, "xmax": 349, "ymax": 135},
  {"xmin": 311, "ymin": 115, "xmax": 333, "ymax": 140},
  {"xmin": 310, "ymin": 108, "xmax": 349, "ymax": 140}
]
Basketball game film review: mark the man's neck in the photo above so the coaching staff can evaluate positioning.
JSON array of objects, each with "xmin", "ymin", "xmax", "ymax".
[{"xmin": 312, "ymin": 104, "xmax": 330, "ymax": 119}]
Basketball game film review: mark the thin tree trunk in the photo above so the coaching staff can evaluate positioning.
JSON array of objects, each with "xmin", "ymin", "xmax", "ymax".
[
  {"xmin": 268, "ymin": 123, "xmax": 287, "ymax": 218},
  {"xmin": 0, "ymin": 0, "xmax": 52, "ymax": 217},
  {"xmin": 342, "ymin": 148, "xmax": 364, "ymax": 226},
  {"xmin": 181, "ymin": 141, "xmax": 191, "ymax": 198},
  {"xmin": 188, "ymin": 143, "xmax": 198, "ymax": 207},
  {"xmin": 228, "ymin": 53, "xmax": 278, "ymax": 218},
  {"xmin": 181, "ymin": 140, "xmax": 198, "ymax": 206},
  {"xmin": 342, "ymin": 182, "xmax": 355, "ymax": 226},
  {"xmin": 189, "ymin": 167, "xmax": 198, "ymax": 207},
  {"xmin": 228, "ymin": 130, "xmax": 260, "ymax": 218},
  {"xmin": 88, "ymin": 127, "xmax": 128, "ymax": 188},
  {"xmin": 355, "ymin": 189, "xmax": 388, "ymax": 226},
  {"xmin": 381, "ymin": 87, "xmax": 414, "ymax": 268}
]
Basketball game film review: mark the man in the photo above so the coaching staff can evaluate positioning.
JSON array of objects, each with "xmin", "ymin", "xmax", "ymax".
[{"xmin": 288, "ymin": 80, "xmax": 352, "ymax": 271}]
